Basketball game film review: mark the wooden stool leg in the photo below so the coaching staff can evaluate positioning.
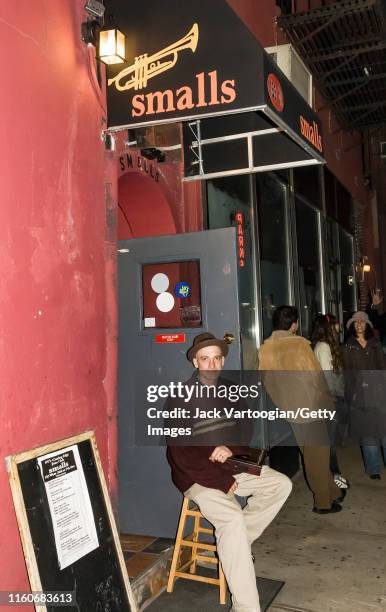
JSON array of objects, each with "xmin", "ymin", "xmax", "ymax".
[
  {"xmin": 167, "ymin": 498, "xmax": 228, "ymax": 605},
  {"xmin": 190, "ymin": 513, "xmax": 200, "ymax": 574},
  {"xmin": 219, "ymin": 560, "xmax": 227, "ymax": 605},
  {"xmin": 167, "ymin": 498, "xmax": 189, "ymax": 593}
]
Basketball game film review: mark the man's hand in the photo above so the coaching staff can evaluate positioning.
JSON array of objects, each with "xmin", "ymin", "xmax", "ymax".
[
  {"xmin": 209, "ymin": 446, "xmax": 233, "ymax": 463},
  {"xmin": 228, "ymin": 480, "xmax": 238, "ymax": 495},
  {"xmin": 371, "ymin": 289, "xmax": 383, "ymax": 307}
]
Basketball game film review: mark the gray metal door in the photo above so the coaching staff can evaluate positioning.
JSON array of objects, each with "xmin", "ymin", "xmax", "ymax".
[{"xmin": 118, "ymin": 228, "xmax": 241, "ymax": 537}]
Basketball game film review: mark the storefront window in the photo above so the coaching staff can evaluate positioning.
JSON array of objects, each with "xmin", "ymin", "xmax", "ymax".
[
  {"xmin": 326, "ymin": 218, "xmax": 340, "ymax": 318},
  {"xmin": 256, "ymin": 174, "xmax": 291, "ymax": 340},
  {"xmin": 323, "ymin": 167, "xmax": 354, "ymax": 232},
  {"xmin": 293, "ymin": 166, "xmax": 322, "ymax": 210},
  {"xmin": 295, "ymin": 197, "xmax": 323, "ymax": 337},
  {"xmin": 206, "ymin": 176, "xmax": 258, "ymax": 368},
  {"xmin": 339, "ymin": 228, "xmax": 356, "ymax": 323}
]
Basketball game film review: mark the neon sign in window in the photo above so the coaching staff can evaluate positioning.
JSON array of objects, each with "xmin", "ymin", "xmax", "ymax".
[{"xmin": 235, "ymin": 212, "xmax": 245, "ymax": 268}]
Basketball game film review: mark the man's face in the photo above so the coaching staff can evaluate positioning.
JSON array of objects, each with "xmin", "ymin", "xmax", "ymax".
[{"xmin": 193, "ymin": 345, "xmax": 224, "ymax": 384}]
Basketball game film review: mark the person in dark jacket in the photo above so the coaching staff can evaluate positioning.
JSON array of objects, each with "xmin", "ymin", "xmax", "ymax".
[
  {"xmin": 342, "ymin": 311, "xmax": 386, "ymax": 479},
  {"xmin": 167, "ymin": 333, "xmax": 292, "ymax": 612}
]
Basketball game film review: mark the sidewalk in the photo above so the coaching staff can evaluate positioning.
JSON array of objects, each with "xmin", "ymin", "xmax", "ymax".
[{"xmin": 253, "ymin": 447, "xmax": 386, "ymax": 612}]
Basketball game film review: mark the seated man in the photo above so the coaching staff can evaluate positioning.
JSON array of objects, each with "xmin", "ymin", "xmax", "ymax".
[{"xmin": 166, "ymin": 332, "xmax": 292, "ymax": 612}]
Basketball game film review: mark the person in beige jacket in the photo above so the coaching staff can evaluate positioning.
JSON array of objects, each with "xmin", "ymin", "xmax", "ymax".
[{"xmin": 259, "ymin": 306, "xmax": 344, "ymax": 514}]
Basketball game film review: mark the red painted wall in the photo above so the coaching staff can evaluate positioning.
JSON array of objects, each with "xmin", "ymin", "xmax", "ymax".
[
  {"xmin": 115, "ymin": 131, "xmax": 203, "ymax": 240},
  {"xmin": 118, "ymin": 172, "xmax": 177, "ymax": 239},
  {"xmin": 0, "ymin": 1, "xmax": 116, "ymax": 604},
  {"xmin": 227, "ymin": 0, "xmax": 281, "ymax": 47}
]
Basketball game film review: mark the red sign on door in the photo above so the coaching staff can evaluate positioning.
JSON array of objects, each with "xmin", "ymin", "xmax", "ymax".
[{"xmin": 155, "ymin": 333, "xmax": 186, "ymax": 343}]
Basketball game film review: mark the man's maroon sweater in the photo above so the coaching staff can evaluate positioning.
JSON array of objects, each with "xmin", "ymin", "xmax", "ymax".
[
  {"xmin": 167, "ymin": 443, "xmax": 250, "ymax": 494},
  {"xmin": 166, "ymin": 375, "xmax": 252, "ymax": 494}
]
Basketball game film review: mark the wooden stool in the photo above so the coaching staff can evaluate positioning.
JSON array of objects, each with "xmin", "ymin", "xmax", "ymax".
[{"xmin": 167, "ymin": 497, "xmax": 227, "ymax": 604}]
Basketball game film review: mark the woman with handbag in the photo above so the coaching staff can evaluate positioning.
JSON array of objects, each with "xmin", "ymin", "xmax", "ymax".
[{"xmin": 342, "ymin": 311, "xmax": 386, "ymax": 479}]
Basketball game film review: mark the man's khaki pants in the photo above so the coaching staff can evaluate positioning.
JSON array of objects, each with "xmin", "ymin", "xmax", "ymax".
[
  {"xmin": 185, "ymin": 466, "xmax": 292, "ymax": 612},
  {"xmin": 290, "ymin": 421, "xmax": 341, "ymax": 509}
]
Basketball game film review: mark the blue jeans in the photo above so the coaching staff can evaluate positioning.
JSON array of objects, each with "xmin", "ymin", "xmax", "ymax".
[{"xmin": 361, "ymin": 437, "xmax": 386, "ymax": 475}]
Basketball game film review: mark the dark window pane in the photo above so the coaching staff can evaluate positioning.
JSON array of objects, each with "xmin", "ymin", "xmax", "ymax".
[
  {"xmin": 206, "ymin": 176, "xmax": 258, "ymax": 368},
  {"xmin": 339, "ymin": 228, "xmax": 356, "ymax": 321},
  {"xmin": 293, "ymin": 165, "xmax": 322, "ymax": 209},
  {"xmin": 256, "ymin": 174, "xmax": 290, "ymax": 339},
  {"xmin": 336, "ymin": 181, "xmax": 354, "ymax": 232},
  {"xmin": 324, "ymin": 167, "xmax": 337, "ymax": 219},
  {"xmin": 295, "ymin": 198, "xmax": 322, "ymax": 337}
]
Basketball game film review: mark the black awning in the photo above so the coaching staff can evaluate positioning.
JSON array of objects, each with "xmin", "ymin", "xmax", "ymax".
[
  {"xmin": 105, "ymin": 0, "xmax": 325, "ymax": 177},
  {"xmin": 182, "ymin": 110, "xmax": 322, "ymax": 182}
]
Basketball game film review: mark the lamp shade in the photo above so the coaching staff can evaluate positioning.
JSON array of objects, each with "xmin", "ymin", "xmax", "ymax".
[{"xmin": 99, "ymin": 28, "xmax": 125, "ymax": 64}]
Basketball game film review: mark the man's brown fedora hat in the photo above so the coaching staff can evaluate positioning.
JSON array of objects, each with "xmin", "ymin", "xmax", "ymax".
[{"xmin": 187, "ymin": 332, "xmax": 229, "ymax": 362}]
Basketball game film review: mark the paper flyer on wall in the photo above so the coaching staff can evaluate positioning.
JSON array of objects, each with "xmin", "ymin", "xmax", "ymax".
[{"xmin": 38, "ymin": 444, "xmax": 99, "ymax": 570}]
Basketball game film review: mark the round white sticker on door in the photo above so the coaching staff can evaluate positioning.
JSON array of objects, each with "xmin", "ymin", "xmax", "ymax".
[
  {"xmin": 156, "ymin": 292, "xmax": 175, "ymax": 313},
  {"xmin": 151, "ymin": 273, "xmax": 170, "ymax": 294}
]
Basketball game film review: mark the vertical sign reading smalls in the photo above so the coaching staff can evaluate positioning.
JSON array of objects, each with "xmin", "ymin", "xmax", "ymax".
[{"xmin": 38, "ymin": 445, "xmax": 99, "ymax": 570}]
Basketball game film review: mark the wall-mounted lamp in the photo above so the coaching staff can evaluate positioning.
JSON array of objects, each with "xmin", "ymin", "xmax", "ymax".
[
  {"xmin": 81, "ymin": 1, "xmax": 126, "ymax": 65},
  {"xmin": 98, "ymin": 28, "xmax": 126, "ymax": 65},
  {"xmin": 356, "ymin": 256, "xmax": 371, "ymax": 282}
]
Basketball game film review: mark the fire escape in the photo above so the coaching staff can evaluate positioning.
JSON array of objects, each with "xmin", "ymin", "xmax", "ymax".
[
  {"xmin": 278, "ymin": 0, "xmax": 386, "ymax": 131},
  {"xmin": 278, "ymin": 0, "xmax": 386, "ymax": 299}
]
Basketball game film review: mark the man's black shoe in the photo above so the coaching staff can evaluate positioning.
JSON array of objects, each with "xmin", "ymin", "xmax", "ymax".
[
  {"xmin": 370, "ymin": 474, "xmax": 381, "ymax": 480},
  {"xmin": 334, "ymin": 489, "xmax": 347, "ymax": 503},
  {"xmin": 313, "ymin": 502, "xmax": 342, "ymax": 514}
]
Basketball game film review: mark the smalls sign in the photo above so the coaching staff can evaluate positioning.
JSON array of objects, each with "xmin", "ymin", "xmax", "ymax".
[
  {"xmin": 263, "ymin": 54, "xmax": 324, "ymax": 157},
  {"xmin": 108, "ymin": 24, "xmax": 236, "ymax": 119},
  {"xmin": 104, "ymin": 0, "xmax": 265, "ymax": 130},
  {"xmin": 300, "ymin": 116, "xmax": 323, "ymax": 153},
  {"xmin": 130, "ymin": 70, "xmax": 236, "ymax": 119},
  {"xmin": 104, "ymin": 0, "xmax": 324, "ymax": 161}
]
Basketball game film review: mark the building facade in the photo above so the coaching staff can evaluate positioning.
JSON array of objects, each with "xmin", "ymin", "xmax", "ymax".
[{"xmin": 0, "ymin": 0, "xmax": 383, "ymax": 600}]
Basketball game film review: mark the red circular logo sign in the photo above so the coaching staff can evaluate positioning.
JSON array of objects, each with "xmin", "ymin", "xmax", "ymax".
[{"xmin": 267, "ymin": 73, "xmax": 284, "ymax": 112}]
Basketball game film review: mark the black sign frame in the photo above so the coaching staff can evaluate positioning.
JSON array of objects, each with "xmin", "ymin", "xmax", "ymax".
[
  {"xmin": 6, "ymin": 431, "xmax": 137, "ymax": 612},
  {"xmin": 104, "ymin": 0, "xmax": 324, "ymax": 176}
]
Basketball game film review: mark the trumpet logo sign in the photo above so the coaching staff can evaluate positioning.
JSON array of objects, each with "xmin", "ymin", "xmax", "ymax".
[
  {"xmin": 108, "ymin": 23, "xmax": 237, "ymax": 119},
  {"xmin": 108, "ymin": 24, "xmax": 199, "ymax": 92}
]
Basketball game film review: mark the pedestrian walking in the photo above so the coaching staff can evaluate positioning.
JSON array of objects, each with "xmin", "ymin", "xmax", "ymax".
[
  {"xmin": 342, "ymin": 311, "xmax": 386, "ymax": 479},
  {"xmin": 311, "ymin": 314, "xmax": 349, "ymax": 489},
  {"xmin": 259, "ymin": 306, "xmax": 344, "ymax": 514}
]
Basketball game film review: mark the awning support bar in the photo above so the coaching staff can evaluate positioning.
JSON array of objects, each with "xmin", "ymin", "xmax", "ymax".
[
  {"xmin": 191, "ymin": 128, "xmax": 279, "ymax": 147},
  {"xmin": 188, "ymin": 120, "xmax": 204, "ymax": 176}
]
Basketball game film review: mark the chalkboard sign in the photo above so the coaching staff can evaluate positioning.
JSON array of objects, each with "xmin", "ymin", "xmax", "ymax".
[{"xmin": 6, "ymin": 431, "xmax": 137, "ymax": 612}]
